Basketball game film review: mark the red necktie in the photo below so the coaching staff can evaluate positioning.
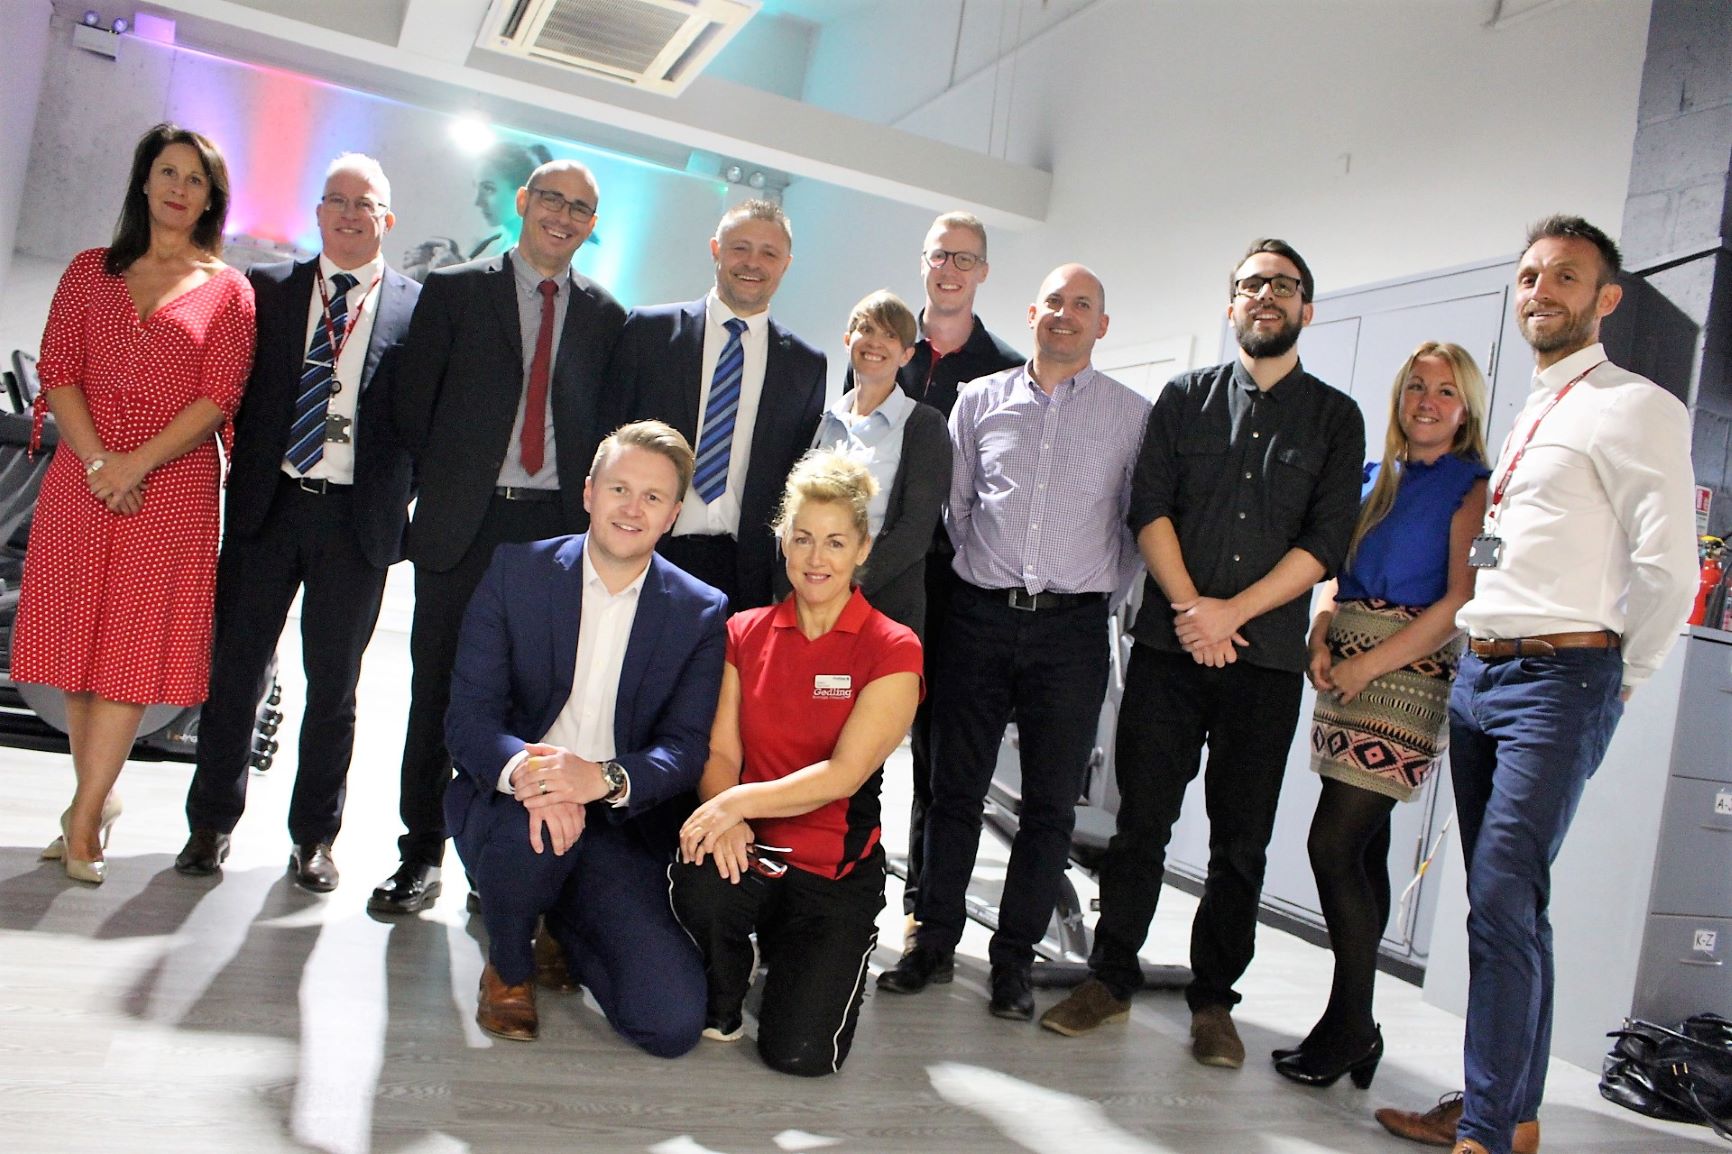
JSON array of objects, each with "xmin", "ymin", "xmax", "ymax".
[{"xmin": 521, "ymin": 278, "xmax": 557, "ymax": 476}]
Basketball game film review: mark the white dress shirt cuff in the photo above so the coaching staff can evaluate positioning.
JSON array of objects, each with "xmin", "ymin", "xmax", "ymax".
[{"xmin": 497, "ymin": 749, "xmax": 529, "ymax": 795}]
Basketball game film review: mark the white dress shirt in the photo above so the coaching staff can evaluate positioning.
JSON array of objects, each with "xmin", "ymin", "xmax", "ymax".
[
  {"xmin": 673, "ymin": 291, "xmax": 771, "ymax": 538},
  {"xmin": 1457, "ymin": 343, "xmax": 1698, "ymax": 688},
  {"xmin": 286, "ymin": 253, "xmax": 384, "ymax": 485},
  {"xmin": 496, "ymin": 543, "xmax": 649, "ymax": 797}
]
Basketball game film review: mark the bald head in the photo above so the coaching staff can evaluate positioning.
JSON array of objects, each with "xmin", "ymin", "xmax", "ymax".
[{"xmin": 1027, "ymin": 263, "xmax": 1109, "ymax": 382}]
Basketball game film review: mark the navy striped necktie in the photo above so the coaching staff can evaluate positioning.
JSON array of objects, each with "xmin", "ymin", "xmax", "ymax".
[
  {"xmin": 287, "ymin": 272, "xmax": 358, "ymax": 472},
  {"xmin": 693, "ymin": 317, "xmax": 748, "ymax": 504}
]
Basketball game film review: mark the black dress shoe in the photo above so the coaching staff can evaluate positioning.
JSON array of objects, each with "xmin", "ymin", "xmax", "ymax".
[
  {"xmin": 174, "ymin": 829, "xmax": 231, "ymax": 876},
  {"xmin": 876, "ymin": 944, "xmax": 954, "ymax": 993},
  {"xmin": 989, "ymin": 964, "xmax": 1034, "ymax": 1021},
  {"xmin": 367, "ymin": 862, "xmax": 442, "ymax": 913},
  {"xmin": 289, "ymin": 843, "xmax": 339, "ymax": 893}
]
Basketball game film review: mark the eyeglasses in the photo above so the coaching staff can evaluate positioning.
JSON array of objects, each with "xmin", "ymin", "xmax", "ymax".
[
  {"xmin": 1233, "ymin": 274, "xmax": 1304, "ymax": 299},
  {"xmin": 527, "ymin": 186, "xmax": 596, "ymax": 221},
  {"xmin": 925, "ymin": 248, "xmax": 983, "ymax": 272},
  {"xmin": 320, "ymin": 194, "xmax": 388, "ymax": 218}
]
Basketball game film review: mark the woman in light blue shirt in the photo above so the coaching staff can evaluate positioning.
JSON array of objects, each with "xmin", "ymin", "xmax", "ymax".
[{"xmin": 807, "ymin": 291, "xmax": 950, "ymax": 638}]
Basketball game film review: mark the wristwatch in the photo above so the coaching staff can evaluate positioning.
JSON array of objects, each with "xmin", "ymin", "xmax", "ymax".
[{"xmin": 600, "ymin": 760, "xmax": 628, "ymax": 804}]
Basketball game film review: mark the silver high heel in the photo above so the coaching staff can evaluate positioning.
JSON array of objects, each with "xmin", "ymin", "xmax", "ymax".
[
  {"xmin": 41, "ymin": 792, "xmax": 123, "ymax": 860},
  {"xmin": 46, "ymin": 796, "xmax": 123, "ymax": 885}
]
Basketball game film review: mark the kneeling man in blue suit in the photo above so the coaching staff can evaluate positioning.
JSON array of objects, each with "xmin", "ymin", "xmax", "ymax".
[{"xmin": 444, "ymin": 420, "xmax": 728, "ymax": 1055}]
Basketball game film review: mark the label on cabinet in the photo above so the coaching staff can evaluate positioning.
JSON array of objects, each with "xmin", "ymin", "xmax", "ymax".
[
  {"xmin": 1694, "ymin": 929, "xmax": 1719, "ymax": 955},
  {"xmin": 1717, "ymin": 790, "xmax": 1732, "ymax": 816}
]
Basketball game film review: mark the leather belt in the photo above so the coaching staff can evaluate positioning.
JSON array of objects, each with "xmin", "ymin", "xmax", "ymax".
[
  {"xmin": 493, "ymin": 486, "xmax": 559, "ymax": 503},
  {"xmin": 987, "ymin": 586, "xmax": 1108, "ymax": 612},
  {"xmin": 1468, "ymin": 630, "xmax": 1621, "ymax": 659},
  {"xmin": 285, "ymin": 475, "xmax": 349, "ymax": 495}
]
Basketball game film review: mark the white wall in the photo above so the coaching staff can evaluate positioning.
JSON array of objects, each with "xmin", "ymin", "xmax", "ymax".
[
  {"xmin": 0, "ymin": 0, "xmax": 52, "ymax": 317},
  {"xmin": 772, "ymin": 0, "xmax": 1653, "ymax": 396}
]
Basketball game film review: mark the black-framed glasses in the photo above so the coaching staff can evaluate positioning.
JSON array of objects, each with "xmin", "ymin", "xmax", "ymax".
[
  {"xmin": 527, "ymin": 185, "xmax": 595, "ymax": 221},
  {"xmin": 320, "ymin": 194, "xmax": 388, "ymax": 218},
  {"xmin": 1233, "ymin": 274, "xmax": 1303, "ymax": 299},
  {"xmin": 925, "ymin": 248, "xmax": 983, "ymax": 272}
]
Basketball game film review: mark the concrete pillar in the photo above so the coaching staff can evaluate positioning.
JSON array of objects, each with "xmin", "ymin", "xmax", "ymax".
[{"xmin": 1616, "ymin": 0, "xmax": 1732, "ymax": 534}]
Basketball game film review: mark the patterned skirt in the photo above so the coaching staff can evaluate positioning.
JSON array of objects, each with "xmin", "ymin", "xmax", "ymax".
[{"xmin": 1309, "ymin": 599, "xmax": 1464, "ymax": 802}]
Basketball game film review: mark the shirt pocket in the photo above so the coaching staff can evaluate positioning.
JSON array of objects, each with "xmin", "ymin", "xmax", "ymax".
[
  {"xmin": 1271, "ymin": 444, "xmax": 1323, "ymax": 527},
  {"xmin": 1175, "ymin": 431, "xmax": 1230, "ymax": 509}
]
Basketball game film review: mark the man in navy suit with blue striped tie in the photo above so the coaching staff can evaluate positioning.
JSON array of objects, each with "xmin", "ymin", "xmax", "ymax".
[
  {"xmin": 177, "ymin": 154, "xmax": 420, "ymax": 890},
  {"xmin": 605, "ymin": 200, "xmax": 826, "ymax": 610}
]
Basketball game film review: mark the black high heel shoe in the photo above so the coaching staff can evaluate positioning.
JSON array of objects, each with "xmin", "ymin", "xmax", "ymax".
[{"xmin": 1272, "ymin": 1027, "xmax": 1383, "ymax": 1089}]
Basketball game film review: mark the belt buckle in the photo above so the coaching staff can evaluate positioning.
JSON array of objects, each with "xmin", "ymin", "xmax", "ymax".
[
  {"xmin": 1007, "ymin": 588, "xmax": 1037, "ymax": 612},
  {"xmin": 296, "ymin": 476, "xmax": 325, "ymax": 494},
  {"xmin": 499, "ymin": 486, "xmax": 522, "ymax": 501}
]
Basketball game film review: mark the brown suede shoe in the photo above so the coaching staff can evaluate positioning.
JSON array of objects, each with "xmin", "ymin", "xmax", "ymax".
[
  {"xmin": 1191, "ymin": 1004, "xmax": 1245, "ymax": 1068},
  {"xmin": 1375, "ymin": 1093, "xmax": 1539, "ymax": 1153},
  {"xmin": 1040, "ymin": 978, "xmax": 1130, "ymax": 1037},
  {"xmin": 532, "ymin": 920, "xmax": 580, "ymax": 993},
  {"xmin": 477, "ymin": 963, "xmax": 538, "ymax": 1041}
]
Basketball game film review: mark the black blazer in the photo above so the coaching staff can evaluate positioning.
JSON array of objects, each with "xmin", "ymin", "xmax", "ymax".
[
  {"xmin": 606, "ymin": 298, "xmax": 825, "ymax": 608},
  {"xmin": 392, "ymin": 252, "xmax": 627, "ymax": 573},
  {"xmin": 226, "ymin": 259, "xmax": 420, "ymax": 569}
]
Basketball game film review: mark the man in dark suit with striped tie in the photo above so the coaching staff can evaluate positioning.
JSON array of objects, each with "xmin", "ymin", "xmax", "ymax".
[
  {"xmin": 605, "ymin": 200, "xmax": 826, "ymax": 610},
  {"xmin": 176, "ymin": 154, "xmax": 420, "ymax": 890}
]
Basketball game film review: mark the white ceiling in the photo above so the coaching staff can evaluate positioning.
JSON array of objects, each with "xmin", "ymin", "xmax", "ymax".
[{"xmin": 71, "ymin": 0, "xmax": 1051, "ymax": 226}]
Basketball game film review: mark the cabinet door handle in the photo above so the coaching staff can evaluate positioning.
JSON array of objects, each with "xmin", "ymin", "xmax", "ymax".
[{"xmin": 1678, "ymin": 957, "xmax": 1725, "ymax": 967}]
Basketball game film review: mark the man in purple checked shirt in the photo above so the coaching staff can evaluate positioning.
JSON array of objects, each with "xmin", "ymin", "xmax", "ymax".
[{"xmin": 877, "ymin": 263, "xmax": 1149, "ymax": 1022}]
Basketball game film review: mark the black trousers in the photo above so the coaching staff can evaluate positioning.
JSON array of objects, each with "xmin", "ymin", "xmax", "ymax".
[
  {"xmin": 397, "ymin": 496, "xmax": 563, "ymax": 867},
  {"xmin": 656, "ymin": 533, "xmax": 739, "ymax": 610},
  {"xmin": 187, "ymin": 478, "xmax": 388, "ymax": 845},
  {"xmin": 1090, "ymin": 645, "xmax": 1303, "ymax": 1009},
  {"xmin": 902, "ymin": 556, "xmax": 956, "ymax": 915},
  {"xmin": 915, "ymin": 582, "xmax": 1109, "ymax": 969},
  {"xmin": 669, "ymin": 848, "xmax": 884, "ymax": 1077}
]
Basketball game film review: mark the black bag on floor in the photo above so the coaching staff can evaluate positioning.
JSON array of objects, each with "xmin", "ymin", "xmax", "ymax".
[{"xmin": 1600, "ymin": 1013, "xmax": 1732, "ymax": 1140}]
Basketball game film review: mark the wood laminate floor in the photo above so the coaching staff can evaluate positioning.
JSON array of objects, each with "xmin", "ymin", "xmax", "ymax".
[{"xmin": 0, "ymin": 622, "xmax": 1713, "ymax": 1153}]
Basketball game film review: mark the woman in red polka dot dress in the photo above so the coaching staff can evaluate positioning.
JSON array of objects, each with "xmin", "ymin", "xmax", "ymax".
[{"xmin": 12, "ymin": 123, "xmax": 255, "ymax": 885}]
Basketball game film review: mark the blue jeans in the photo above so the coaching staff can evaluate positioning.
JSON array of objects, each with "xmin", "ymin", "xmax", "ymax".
[{"xmin": 1447, "ymin": 649, "xmax": 1624, "ymax": 1154}]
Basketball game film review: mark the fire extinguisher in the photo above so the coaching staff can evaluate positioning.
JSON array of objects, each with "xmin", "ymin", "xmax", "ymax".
[{"xmin": 1691, "ymin": 536, "xmax": 1724, "ymax": 626}]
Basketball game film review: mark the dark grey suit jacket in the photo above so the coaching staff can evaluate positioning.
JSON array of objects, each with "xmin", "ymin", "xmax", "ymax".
[{"xmin": 392, "ymin": 252, "xmax": 627, "ymax": 573}]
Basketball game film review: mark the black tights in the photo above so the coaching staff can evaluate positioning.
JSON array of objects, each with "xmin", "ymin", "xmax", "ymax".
[{"xmin": 1303, "ymin": 778, "xmax": 1397, "ymax": 1059}]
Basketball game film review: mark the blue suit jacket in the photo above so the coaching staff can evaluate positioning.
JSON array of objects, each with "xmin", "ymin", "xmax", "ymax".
[
  {"xmin": 443, "ymin": 535, "xmax": 729, "ymax": 854},
  {"xmin": 604, "ymin": 298, "xmax": 826, "ymax": 608}
]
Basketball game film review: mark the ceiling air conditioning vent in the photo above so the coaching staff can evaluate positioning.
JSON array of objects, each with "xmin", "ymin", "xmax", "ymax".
[{"xmin": 480, "ymin": 0, "xmax": 760, "ymax": 97}]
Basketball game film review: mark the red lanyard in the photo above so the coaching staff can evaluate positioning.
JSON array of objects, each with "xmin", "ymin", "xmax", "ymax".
[
  {"xmin": 1486, "ymin": 360, "xmax": 1604, "ymax": 525},
  {"xmin": 315, "ymin": 272, "xmax": 382, "ymax": 375}
]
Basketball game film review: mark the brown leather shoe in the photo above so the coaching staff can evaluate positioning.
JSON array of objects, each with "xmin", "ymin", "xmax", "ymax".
[
  {"xmin": 477, "ymin": 963, "xmax": 538, "ymax": 1041},
  {"xmin": 1375, "ymin": 1093, "xmax": 1539, "ymax": 1153},
  {"xmin": 1040, "ymin": 977, "xmax": 1130, "ymax": 1037},
  {"xmin": 1191, "ymin": 1004, "xmax": 1245, "ymax": 1069},
  {"xmin": 532, "ymin": 920, "xmax": 580, "ymax": 992}
]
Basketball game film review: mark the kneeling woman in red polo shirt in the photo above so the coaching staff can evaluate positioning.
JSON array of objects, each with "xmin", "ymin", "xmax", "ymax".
[{"xmin": 671, "ymin": 451, "xmax": 922, "ymax": 1076}]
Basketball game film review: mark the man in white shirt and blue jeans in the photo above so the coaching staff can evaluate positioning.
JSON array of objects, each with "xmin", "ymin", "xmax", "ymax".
[{"xmin": 1377, "ymin": 216, "xmax": 1697, "ymax": 1154}]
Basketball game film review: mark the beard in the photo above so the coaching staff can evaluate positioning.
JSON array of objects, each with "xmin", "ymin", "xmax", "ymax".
[
  {"xmin": 1520, "ymin": 300, "xmax": 1598, "ymax": 355},
  {"xmin": 1235, "ymin": 310, "xmax": 1303, "ymax": 359}
]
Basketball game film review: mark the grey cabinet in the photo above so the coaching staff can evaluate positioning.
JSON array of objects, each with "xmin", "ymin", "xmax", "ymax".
[{"xmin": 1633, "ymin": 633, "xmax": 1732, "ymax": 1023}]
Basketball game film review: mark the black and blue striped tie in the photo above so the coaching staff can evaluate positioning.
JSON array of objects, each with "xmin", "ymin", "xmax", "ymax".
[
  {"xmin": 286, "ymin": 272, "xmax": 358, "ymax": 472},
  {"xmin": 692, "ymin": 317, "xmax": 748, "ymax": 503}
]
